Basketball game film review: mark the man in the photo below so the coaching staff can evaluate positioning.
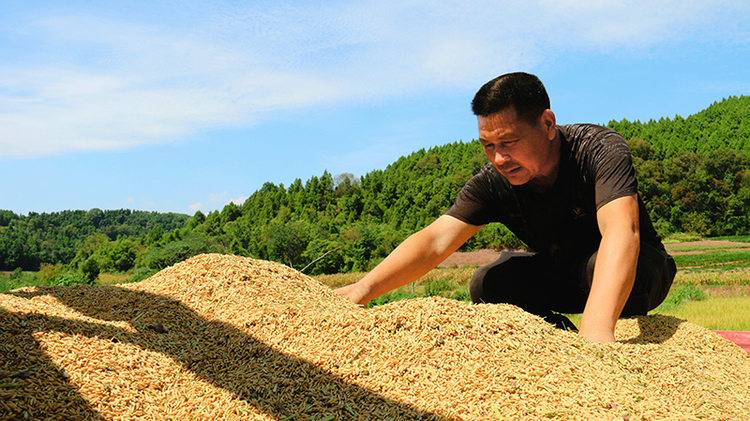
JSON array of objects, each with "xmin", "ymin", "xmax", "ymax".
[{"xmin": 336, "ymin": 72, "xmax": 676, "ymax": 343}]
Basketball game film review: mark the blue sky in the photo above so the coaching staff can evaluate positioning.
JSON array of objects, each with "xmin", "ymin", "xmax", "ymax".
[{"xmin": 2, "ymin": 1, "xmax": 749, "ymax": 215}]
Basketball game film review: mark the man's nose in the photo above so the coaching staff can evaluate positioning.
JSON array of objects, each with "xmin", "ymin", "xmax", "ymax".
[{"xmin": 493, "ymin": 151, "xmax": 510, "ymax": 166}]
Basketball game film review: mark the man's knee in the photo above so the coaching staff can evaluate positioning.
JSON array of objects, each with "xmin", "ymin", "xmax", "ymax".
[
  {"xmin": 469, "ymin": 251, "xmax": 536, "ymax": 304},
  {"xmin": 469, "ymin": 265, "xmax": 489, "ymax": 303}
]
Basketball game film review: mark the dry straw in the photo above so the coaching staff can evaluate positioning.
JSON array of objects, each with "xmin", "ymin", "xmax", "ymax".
[{"xmin": 2, "ymin": 253, "xmax": 749, "ymax": 421}]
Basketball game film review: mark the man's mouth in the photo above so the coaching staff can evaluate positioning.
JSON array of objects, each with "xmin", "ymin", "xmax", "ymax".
[{"xmin": 501, "ymin": 166, "xmax": 522, "ymax": 176}]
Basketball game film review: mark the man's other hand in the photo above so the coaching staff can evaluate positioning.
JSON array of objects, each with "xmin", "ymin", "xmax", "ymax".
[
  {"xmin": 334, "ymin": 283, "xmax": 369, "ymax": 306},
  {"xmin": 579, "ymin": 325, "xmax": 616, "ymax": 343}
]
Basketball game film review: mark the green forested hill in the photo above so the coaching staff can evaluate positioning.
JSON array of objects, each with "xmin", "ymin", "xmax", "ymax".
[
  {"xmin": 2, "ymin": 96, "xmax": 750, "ymax": 277},
  {"xmin": 607, "ymin": 95, "xmax": 750, "ymax": 237},
  {"xmin": 608, "ymin": 95, "xmax": 750, "ymax": 158}
]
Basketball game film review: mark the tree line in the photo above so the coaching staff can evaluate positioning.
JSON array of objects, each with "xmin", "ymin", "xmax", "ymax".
[
  {"xmin": 608, "ymin": 95, "xmax": 750, "ymax": 235},
  {"xmin": 2, "ymin": 95, "xmax": 749, "ymax": 279},
  {"xmin": 0, "ymin": 209, "xmax": 188, "ymax": 275}
]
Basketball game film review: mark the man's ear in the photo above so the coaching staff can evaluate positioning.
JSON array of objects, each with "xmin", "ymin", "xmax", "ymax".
[{"xmin": 540, "ymin": 109, "xmax": 557, "ymax": 139}]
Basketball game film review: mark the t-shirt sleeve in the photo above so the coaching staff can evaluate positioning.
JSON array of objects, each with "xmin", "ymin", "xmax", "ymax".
[
  {"xmin": 591, "ymin": 130, "xmax": 639, "ymax": 210},
  {"xmin": 445, "ymin": 164, "xmax": 499, "ymax": 226}
]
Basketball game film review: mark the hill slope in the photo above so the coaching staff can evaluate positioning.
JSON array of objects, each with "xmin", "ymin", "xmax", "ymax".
[{"xmin": 608, "ymin": 95, "xmax": 750, "ymax": 158}]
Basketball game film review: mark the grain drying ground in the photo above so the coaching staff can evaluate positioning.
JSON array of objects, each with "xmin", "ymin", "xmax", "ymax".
[{"xmin": 2, "ymin": 253, "xmax": 750, "ymax": 421}]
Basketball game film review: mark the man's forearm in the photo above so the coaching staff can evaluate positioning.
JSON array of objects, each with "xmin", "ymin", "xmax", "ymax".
[
  {"xmin": 352, "ymin": 231, "xmax": 454, "ymax": 303},
  {"xmin": 580, "ymin": 194, "xmax": 641, "ymax": 342},
  {"xmin": 580, "ymin": 234, "xmax": 639, "ymax": 341}
]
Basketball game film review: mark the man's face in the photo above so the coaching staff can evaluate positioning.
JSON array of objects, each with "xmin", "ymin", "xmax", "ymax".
[{"xmin": 478, "ymin": 107, "xmax": 559, "ymax": 191}]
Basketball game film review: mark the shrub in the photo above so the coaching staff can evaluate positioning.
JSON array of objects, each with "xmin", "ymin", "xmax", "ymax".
[
  {"xmin": 53, "ymin": 273, "xmax": 91, "ymax": 286},
  {"xmin": 39, "ymin": 263, "xmax": 66, "ymax": 284},
  {"xmin": 654, "ymin": 283, "xmax": 708, "ymax": 312},
  {"xmin": 301, "ymin": 238, "xmax": 344, "ymax": 275},
  {"xmin": 451, "ymin": 289, "xmax": 472, "ymax": 303},
  {"xmin": 0, "ymin": 271, "xmax": 42, "ymax": 293},
  {"xmin": 80, "ymin": 257, "xmax": 100, "ymax": 283},
  {"xmin": 129, "ymin": 267, "xmax": 156, "ymax": 283},
  {"xmin": 9, "ymin": 267, "xmax": 23, "ymax": 280},
  {"xmin": 423, "ymin": 278, "xmax": 455, "ymax": 298},
  {"xmin": 142, "ymin": 236, "xmax": 220, "ymax": 270}
]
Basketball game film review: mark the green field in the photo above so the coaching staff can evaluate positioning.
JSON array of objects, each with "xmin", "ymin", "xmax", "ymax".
[{"xmin": 652, "ymin": 239, "xmax": 750, "ymax": 330}]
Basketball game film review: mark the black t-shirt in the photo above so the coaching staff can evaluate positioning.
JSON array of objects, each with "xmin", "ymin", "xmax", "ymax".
[{"xmin": 446, "ymin": 124, "xmax": 662, "ymax": 274}]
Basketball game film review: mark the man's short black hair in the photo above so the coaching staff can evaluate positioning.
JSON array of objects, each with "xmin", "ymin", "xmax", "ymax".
[{"xmin": 471, "ymin": 72, "xmax": 550, "ymax": 124}]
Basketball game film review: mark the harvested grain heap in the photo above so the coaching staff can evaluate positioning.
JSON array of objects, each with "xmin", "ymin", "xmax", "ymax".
[{"xmin": 2, "ymin": 254, "xmax": 749, "ymax": 421}]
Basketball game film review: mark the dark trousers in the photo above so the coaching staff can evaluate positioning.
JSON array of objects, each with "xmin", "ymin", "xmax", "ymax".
[{"xmin": 469, "ymin": 242, "xmax": 676, "ymax": 319}]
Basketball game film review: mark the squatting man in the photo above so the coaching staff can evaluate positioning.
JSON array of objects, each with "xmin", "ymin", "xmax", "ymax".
[{"xmin": 336, "ymin": 72, "xmax": 676, "ymax": 343}]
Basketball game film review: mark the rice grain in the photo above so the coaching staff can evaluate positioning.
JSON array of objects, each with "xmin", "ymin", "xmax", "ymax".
[{"xmin": 2, "ymin": 253, "xmax": 749, "ymax": 420}]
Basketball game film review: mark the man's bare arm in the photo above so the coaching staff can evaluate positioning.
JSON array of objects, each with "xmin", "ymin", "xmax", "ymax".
[
  {"xmin": 580, "ymin": 194, "xmax": 640, "ymax": 343},
  {"xmin": 335, "ymin": 215, "xmax": 482, "ymax": 305}
]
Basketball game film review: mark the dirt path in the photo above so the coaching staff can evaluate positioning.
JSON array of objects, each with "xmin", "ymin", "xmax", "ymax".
[
  {"xmin": 666, "ymin": 240, "xmax": 750, "ymax": 255},
  {"xmin": 438, "ymin": 249, "xmax": 506, "ymax": 267},
  {"xmin": 439, "ymin": 240, "xmax": 750, "ymax": 268}
]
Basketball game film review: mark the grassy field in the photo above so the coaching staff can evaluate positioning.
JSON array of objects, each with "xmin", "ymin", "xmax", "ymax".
[
  {"xmin": 660, "ymin": 239, "xmax": 750, "ymax": 329},
  {"xmin": 659, "ymin": 297, "xmax": 750, "ymax": 330}
]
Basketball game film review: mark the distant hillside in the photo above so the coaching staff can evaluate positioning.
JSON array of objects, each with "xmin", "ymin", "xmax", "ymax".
[
  {"xmin": 0, "ymin": 209, "xmax": 189, "ymax": 271},
  {"xmin": 608, "ymin": 95, "xmax": 750, "ymax": 158}
]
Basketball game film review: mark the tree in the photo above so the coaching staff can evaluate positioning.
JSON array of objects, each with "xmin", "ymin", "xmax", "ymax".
[
  {"xmin": 0, "ymin": 210, "xmax": 18, "ymax": 227},
  {"xmin": 80, "ymin": 256, "xmax": 100, "ymax": 283},
  {"xmin": 86, "ymin": 208, "xmax": 104, "ymax": 228},
  {"xmin": 221, "ymin": 202, "xmax": 242, "ymax": 225},
  {"xmin": 265, "ymin": 221, "xmax": 310, "ymax": 268},
  {"xmin": 142, "ymin": 235, "xmax": 220, "ymax": 270},
  {"xmin": 110, "ymin": 238, "xmax": 138, "ymax": 272}
]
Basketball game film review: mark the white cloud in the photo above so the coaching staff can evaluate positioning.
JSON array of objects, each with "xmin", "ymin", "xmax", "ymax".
[
  {"xmin": 208, "ymin": 192, "xmax": 228, "ymax": 203},
  {"xmin": 230, "ymin": 196, "xmax": 248, "ymax": 206},
  {"xmin": 208, "ymin": 192, "xmax": 247, "ymax": 207},
  {"xmin": 1, "ymin": 0, "xmax": 748, "ymax": 157},
  {"xmin": 188, "ymin": 202, "xmax": 203, "ymax": 213},
  {"xmin": 189, "ymin": 193, "xmax": 245, "ymax": 214}
]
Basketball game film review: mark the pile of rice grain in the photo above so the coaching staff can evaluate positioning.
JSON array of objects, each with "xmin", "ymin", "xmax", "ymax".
[{"xmin": 2, "ymin": 253, "xmax": 749, "ymax": 421}]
